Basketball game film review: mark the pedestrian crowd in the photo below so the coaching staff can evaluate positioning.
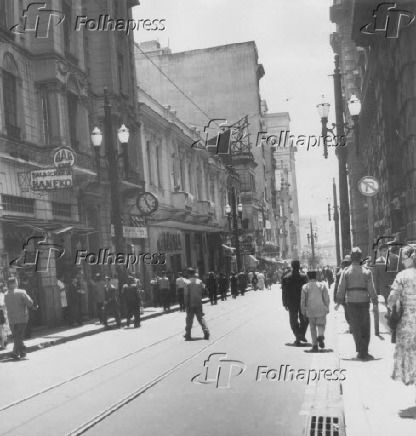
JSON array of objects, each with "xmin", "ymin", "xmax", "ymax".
[
  {"xmin": 282, "ymin": 242, "xmax": 416, "ymax": 415},
  {"xmin": 0, "ymin": 267, "xmax": 278, "ymax": 358}
]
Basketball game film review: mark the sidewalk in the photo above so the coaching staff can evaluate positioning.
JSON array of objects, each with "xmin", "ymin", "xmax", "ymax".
[
  {"xmin": 0, "ymin": 293, "xmax": 227, "ymax": 361},
  {"xmin": 336, "ymin": 303, "xmax": 416, "ymax": 436}
]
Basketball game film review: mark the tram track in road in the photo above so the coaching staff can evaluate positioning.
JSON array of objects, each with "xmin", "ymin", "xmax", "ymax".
[
  {"xmin": 0, "ymin": 299, "xmax": 253, "ymax": 414},
  {"xmin": 65, "ymin": 311, "xmax": 260, "ymax": 436}
]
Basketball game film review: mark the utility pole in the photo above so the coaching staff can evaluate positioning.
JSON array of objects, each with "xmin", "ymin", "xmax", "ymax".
[
  {"xmin": 333, "ymin": 55, "xmax": 352, "ymax": 257},
  {"xmin": 333, "ymin": 178, "xmax": 341, "ymax": 266},
  {"xmin": 231, "ymin": 187, "xmax": 242, "ymax": 272},
  {"xmin": 104, "ymin": 87, "xmax": 124, "ymax": 257},
  {"xmin": 309, "ymin": 219, "xmax": 316, "ymax": 269}
]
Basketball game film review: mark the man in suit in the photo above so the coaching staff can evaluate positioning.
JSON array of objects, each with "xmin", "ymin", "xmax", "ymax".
[{"xmin": 282, "ymin": 260, "xmax": 309, "ymax": 345}]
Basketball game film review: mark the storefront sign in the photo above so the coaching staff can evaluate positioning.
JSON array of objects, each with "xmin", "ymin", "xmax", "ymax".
[
  {"xmin": 157, "ymin": 232, "xmax": 182, "ymax": 252},
  {"xmin": 54, "ymin": 146, "xmax": 76, "ymax": 168},
  {"xmin": 31, "ymin": 167, "xmax": 73, "ymax": 191},
  {"xmin": 111, "ymin": 225, "xmax": 148, "ymax": 238}
]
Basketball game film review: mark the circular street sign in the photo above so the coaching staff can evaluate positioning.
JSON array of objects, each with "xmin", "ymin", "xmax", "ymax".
[
  {"xmin": 358, "ymin": 176, "xmax": 379, "ymax": 197},
  {"xmin": 53, "ymin": 146, "xmax": 76, "ymax": 168}
]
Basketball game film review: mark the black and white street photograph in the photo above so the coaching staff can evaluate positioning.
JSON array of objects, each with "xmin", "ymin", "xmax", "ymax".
[{"xmin": 1, "ymin": 0, "xmax": 416, "ymax": 435}]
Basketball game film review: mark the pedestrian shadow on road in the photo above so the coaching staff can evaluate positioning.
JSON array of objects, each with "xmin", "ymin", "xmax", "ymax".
[
  {"xmin": 185, "ymin": 338, "xmax": 206, "ymax": 341},
  {"xmin": 1, "ymin": 356, "xmax": 29, "ymax": 364},
  {"xmin": 304, "ymin": 349, "xmax": 334, "ymax": 353},
  {"xmin": 285, "ymin": 342, "xmax": 312, "ymax": 347},
  {"xmin": 340, "ymin": 357, "xmax": 383, "ymax": 362},
  {"xmin": 399, "ymin": 406, "xmax": 416, "ymax": 419}
]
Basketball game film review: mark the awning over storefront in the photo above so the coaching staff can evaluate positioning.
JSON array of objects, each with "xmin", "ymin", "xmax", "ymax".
[{"xmin": 0, "ymin": 216, "xmax": 97, "ymax": 235}]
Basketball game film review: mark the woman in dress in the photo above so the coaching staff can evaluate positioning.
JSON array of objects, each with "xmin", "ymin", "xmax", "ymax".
[
  {"xmin": 387, "ymin": 244, "xmax": 416, "ymax": 413},
  {"xmin": 0, "ymin": 282, "xmax": 11, "ymax": 349}
]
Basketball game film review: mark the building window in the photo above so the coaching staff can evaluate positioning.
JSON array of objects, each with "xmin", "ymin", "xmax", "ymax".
[
  {"xmin": 52, "ymin": 202, "xmax": 72, "ymax": 217},
  {"xmin": 3, "ymin": 71, "xmax": 20, "ymax": 139},
  {"xmin": 156, "ymin": 146, "xmax": 162, "ymax": 187},
  {"xmin": 67, "ymin": 91, "xmax": 78, "ymax": 149},
  {"xmin": 180, "ymin": 158, "xmax": 185, "ymax": 191},
  {"xmin": 41, "ymin": 89, "xmax": 52, "ymax": 145},
  {"xmin": 62, "ymin": 0, "xmax": 72, "ymax": 53},
  {"xmin": 146, "ymin": 141, "xmax": 152, "ymax": 183},
  {"xmin": 2, "ymin": 195, "xmax": 35, "ymax": 214}
]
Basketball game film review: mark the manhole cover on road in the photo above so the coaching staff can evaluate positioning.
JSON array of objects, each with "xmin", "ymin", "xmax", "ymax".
[{"xmin": 305, "ymin": 415, "xmax": 345, "ymax": 436}]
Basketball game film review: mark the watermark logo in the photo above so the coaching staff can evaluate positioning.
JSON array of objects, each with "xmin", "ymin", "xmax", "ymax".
[
  {"xmin": 191, "ymin": 353, "xmax": 246, "ymax": 388},
  {"xmin": 10, "ymin": 236, "xmax": 65, "ymax": 273},
  {"xmin": 10, "ymin": 2, "xmax": 65, "ymax": 38},
  {"xmin": 360, "ymin": 3, "xmax": 415, "ymax": 38}
]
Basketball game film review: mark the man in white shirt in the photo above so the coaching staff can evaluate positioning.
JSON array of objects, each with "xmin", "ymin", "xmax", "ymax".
[{"xmin": 184, "ymin": 268, "xmax": 210, "ymax": 341}]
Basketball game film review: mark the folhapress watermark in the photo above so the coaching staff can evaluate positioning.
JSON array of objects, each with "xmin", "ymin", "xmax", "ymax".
[
  {"xmin": 75, "ymin": 249, "xmax": 166, "ymax": 270},
  {"xmin": 192, "ymin": 354, "xmax": 346, "ymax": 388},
  {"xmin": 10, "ymin": 2, "xmax": 166, "ymax": 38},
  {"xmin": 256, "ymin": 131, "xmax": 346, "ymax": 150},
  {"xmin": 360, "ymin": 3, "xmax": 415, "ymax": 38}
]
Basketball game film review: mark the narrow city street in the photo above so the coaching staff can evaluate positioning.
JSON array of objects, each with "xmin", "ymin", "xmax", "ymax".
[{"xmin": 0, "ymin": 286, "xmax": 342, "ymax": 436}]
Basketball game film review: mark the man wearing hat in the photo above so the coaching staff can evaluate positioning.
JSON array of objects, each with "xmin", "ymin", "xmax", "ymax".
[
  {"xmin": 337, "ymin": 247, "xmax": 379, "ymax": 360},
  {"xmin": 373, "ymin": 243, "xmax": 399, "ymax": 304},
  {"xmin": 122, "ymin": 276, "xmax": 141, "ymax": 328},
  {"xmin": 91, "ymin": 273, "xmax": 106, "ymax": 324},
  {"xmin": 282, "ymin": 260, "xmax": 309, "ymax": 345}
]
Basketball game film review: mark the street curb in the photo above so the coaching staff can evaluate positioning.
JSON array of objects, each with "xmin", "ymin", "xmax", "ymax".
[{"xmin": 0, "ymin": 292, "xmax": 240, "ymax": 360}]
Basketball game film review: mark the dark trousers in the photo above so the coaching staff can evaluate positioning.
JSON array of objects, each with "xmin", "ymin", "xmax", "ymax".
[
  {"xmin": 219, "ymin": 288, "xmax": 227, "ymax": 301},
  {"xmin": 126, "ymin": 302, "xmax": 140, "ymax": 327},
  {"xmin": 11, "ymin": 323, "xmax": 27, "ymax": 357},
  {"xmin": 209, "ymin": 289, "xmax": 217, "ymax": 304},
  {"xmin": 96, "ymin": 302, "xmax": 104, "ymax": 323},
  {"xmin": 346, "ymin": 303, "xmax": 371, "ymax": 355},
  {"xmin": 288, "ymin": 306, "xmax": 309, "ymax": 340},
  {"xmin": 25, "ymin": 309, "xmax": 33, "ymax": 338},
  {"xmin": 231, "ymin": 286, "xmax": 238, "ymax": 298},
  {"xmin": 69, "ymin": 301, "xmax": 83, "ymax": 326},
  {"xmin": 103, "ymin": 302, "xmax": 121, "ymax": 327},
  {"xmin": 239, "ymin": 285, "xmax": 245, "ymax": 296},
  {"xmin": 185, "ymin": 305, "xmax": 209, "ymax": 337},
  {"xmin": 161, "ymin": 288, "xmax": 170, "ymax": 310},
  {"xmin": 177, "ymin": 289, "xmax": 185, "ymax": 311}
]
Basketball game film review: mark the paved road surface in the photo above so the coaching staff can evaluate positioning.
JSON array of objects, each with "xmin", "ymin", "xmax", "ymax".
[{"xmin": 1, "ymin": 285, "xmax": 342, "ymax": 436}]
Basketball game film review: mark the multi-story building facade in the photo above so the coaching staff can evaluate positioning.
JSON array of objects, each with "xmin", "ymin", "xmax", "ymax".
[
  {"xmin": 330, "ymin": 0, "xmax": 416, "ymax": 252},
  {"xmin": 135, "ymin": 40, "xmax": 277, "ymax": 266},
  {"xmin": 137, "ymin": 87, "xmax": 231, "ymax": 286},
  {"xmin": 263, "ymin": 112, "xmax": 301, "ymax": 260},
  {"xmin": 0, "ymin": 0, "xmax": 142, "ymax": 327}
]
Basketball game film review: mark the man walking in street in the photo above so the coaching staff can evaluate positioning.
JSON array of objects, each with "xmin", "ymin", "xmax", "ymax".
[
  {"xmin": 373, "ymin": 243, "xmax": 399, "ymax": 304},
  {"xmin": 336, "ymin": 247, "xmax": 379, "ymax": 360},
  {"xmin": 175, "ymin": 272, "xmax": 186, "ymax": 311},
  {"xmin": 103, "ymin": 276, "xmax": 121, "ymax": 329},
  {"xmin": 218, "ymin": 272, "xmax": 228, "ymax": 301},
  {"xmin": 91, "ymin": 273, "xmax": 106, "ymax": 324},
  {"xmin": 237, "ymin": 270, "xmax": 248, "ymax": 296},
  {"xmin": 184, "ymin": 268, "xmax": 210, "ymax": 341},
  {"xmin": 122, "ymin": 276, "xmax": 141, "ymax": 328},
  {"xmin": 282, "ymin": 260, "xmax": 309, "ymax": 345},
  {"xmin": 159, "ymin": 271, "xmax": 171, "ymax": 311},
  {"xmin": 206, "ymin": 271, "xmax": 218, "ymax": 305},
  {"xmin": 4, "ymin": 277, "xmax": 33, "ymax": 360}
]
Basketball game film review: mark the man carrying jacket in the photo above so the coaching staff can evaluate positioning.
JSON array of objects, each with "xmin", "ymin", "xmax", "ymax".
[
  {"xmin": 337, "ymin": 247, "xmax": 379, "ymax": 360},
  {"xmin": 282, "ymin": 260, "xmax": 309, "ymax": 345}
]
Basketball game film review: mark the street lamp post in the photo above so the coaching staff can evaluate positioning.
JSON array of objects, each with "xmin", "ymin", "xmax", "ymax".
[
  {"xmin": 90, "ymin": 87, "xmax": 130, "ymax": 259},
  {"xmin": 226, "ymin": 187, "xmax": 243, "ymax": 272},
  {"xmin": 316, "ymin": 55, "xmax": 361, "ymax": 258}
]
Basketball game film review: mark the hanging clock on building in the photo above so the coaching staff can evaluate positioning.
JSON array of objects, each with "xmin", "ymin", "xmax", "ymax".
[{"xmin": 136, "ymin": 192, "xmax": 158, "ymax": 216}]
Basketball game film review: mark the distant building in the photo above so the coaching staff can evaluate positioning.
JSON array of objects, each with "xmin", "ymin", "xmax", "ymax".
[{"xmin": 135, "ymin": 40, "xmax": 281, "ymax": 264}]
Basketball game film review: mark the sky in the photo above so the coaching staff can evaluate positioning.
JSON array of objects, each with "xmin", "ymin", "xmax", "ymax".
[{"xmin": 133, "ymin": 0, "xmax": 338, "ymax": 219}]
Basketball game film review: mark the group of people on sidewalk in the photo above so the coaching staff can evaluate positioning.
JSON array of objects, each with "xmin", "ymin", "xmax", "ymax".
[{"xmin": 282, "ymin": 243, "xmax": 416, "ymax": 414}]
